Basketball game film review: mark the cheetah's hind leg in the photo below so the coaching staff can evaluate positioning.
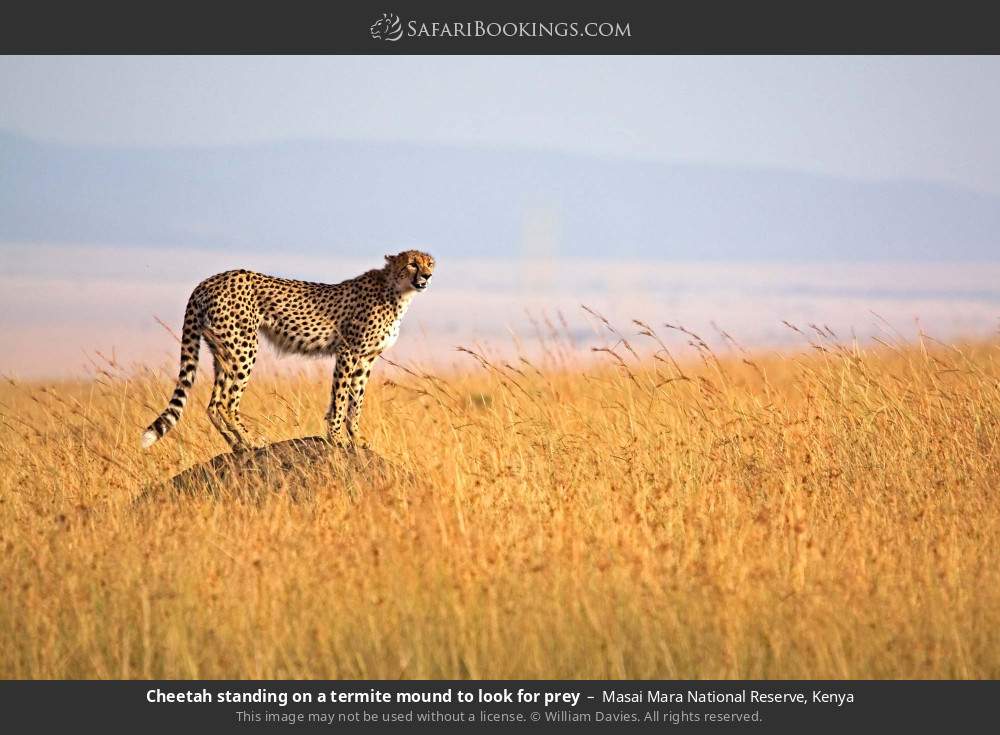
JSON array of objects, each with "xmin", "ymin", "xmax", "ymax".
[{"xmin": 205, "ymin": 329, "xmax": 261, "ymax": 452}]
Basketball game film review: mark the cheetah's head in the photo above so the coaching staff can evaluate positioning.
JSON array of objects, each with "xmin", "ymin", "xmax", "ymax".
[{"xmin": 385, "ymin": 250, "xmax": 435, "ymax": 293}]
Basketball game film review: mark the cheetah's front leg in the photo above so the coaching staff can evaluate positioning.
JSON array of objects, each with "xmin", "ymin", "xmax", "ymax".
[
  {"xmin": 325, "ymin": 355, "xmax": 355, "ymax": 447},
  {"xmin": 346, "ymin": 354, "xmax": 376, "ymax": 448}
]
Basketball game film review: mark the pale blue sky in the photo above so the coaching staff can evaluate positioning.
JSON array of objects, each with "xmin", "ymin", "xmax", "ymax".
[{"xmin": 2, "ymin": 55, "xmax": 1000, "ymax": 194}]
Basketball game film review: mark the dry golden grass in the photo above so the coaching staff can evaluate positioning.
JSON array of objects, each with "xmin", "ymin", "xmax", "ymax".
[{"xmin": 1, "ymin": 319, "xmax": 998, "ymax": 679}]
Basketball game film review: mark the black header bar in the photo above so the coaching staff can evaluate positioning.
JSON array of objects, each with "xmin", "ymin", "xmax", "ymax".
[{"xmin": 2, "ymin": 1, "xmax": 999, "ymax": 54}]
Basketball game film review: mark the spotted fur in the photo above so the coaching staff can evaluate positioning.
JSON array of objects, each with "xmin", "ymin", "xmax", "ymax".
[{"xmin": 142, "ymin": 250, "xmax": 435, "ymax": 450}]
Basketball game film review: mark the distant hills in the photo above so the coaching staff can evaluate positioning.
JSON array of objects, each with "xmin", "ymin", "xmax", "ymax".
[{"xmin": 1, "ymin": 131, "xmax": 998, "ymax": 261}]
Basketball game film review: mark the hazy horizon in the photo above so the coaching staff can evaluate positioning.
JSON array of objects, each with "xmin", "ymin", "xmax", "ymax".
[{"xmin": 3, "ymin": 242, "xmax": 998, "ymax": 378}]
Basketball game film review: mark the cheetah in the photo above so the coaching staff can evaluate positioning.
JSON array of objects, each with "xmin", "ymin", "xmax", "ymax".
[{"xmin": 141, "ymin": 250, "xmax": 435, "ymax": 451}]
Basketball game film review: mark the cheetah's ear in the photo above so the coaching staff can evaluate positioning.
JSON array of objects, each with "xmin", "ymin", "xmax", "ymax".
[{"xmin": 384, "ymin": 254, "xmax": 393, "ymax": 263}]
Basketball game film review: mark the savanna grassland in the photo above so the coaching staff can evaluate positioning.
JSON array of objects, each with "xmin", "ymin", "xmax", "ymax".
[{"xmin": 1, "ymin": 319, "xmax": 998, "ymax": 679}]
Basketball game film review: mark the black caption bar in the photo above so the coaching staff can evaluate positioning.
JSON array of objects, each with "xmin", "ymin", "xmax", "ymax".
[
  {"xmin": 2, "ymin": 0, "xmax": 999, "ymax": 53},
  {"xmin": 1, "ymin": 680, "xmax": 996, "ymax": 733}
]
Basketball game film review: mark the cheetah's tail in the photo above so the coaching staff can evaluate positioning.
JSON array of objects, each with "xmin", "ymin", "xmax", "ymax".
[{"xmin": 141, "ymin": 296, "xmax": 203, "ymax": 449}]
